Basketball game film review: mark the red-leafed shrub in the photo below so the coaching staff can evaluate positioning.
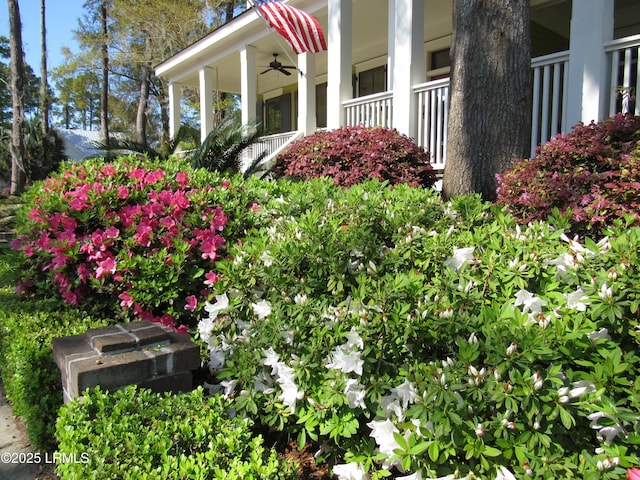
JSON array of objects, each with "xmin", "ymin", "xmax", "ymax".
[
  {"xmin": 272, "ymin": 126, "xmax": 437, "ymax": 188},
  {"xmin": 496, "ymin": 114, "xmax": 640, "ymax": 236}
]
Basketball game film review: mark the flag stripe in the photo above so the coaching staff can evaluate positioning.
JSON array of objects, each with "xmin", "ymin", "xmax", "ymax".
[{"xmin": 256, "ymin": 0, "xmax": 327, "ymax": 54}]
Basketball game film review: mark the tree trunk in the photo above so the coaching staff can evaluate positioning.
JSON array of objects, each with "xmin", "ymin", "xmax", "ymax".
[
  {"xmin": 40, "ymin": 0, "xmax": 49, "ymax": 137},
  {"xmin": 136, "ymin": 61, "xmax": 151, "ymax": 147},
  {"xmin": 8, "ymin": 0, "xmax": 27, "ymax": 195},
  {"xmin": 100, "ymin": 0, "xmax": 110, "ymax": 144},
  {"xmin": 442, "ymin": 0, "xmax": 531, "ymax": 201}
]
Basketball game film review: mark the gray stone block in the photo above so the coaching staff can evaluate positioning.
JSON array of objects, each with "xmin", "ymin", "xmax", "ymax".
[{"xmin": 53, "ymin": 320, "xmax": 200, "ymax": 403}]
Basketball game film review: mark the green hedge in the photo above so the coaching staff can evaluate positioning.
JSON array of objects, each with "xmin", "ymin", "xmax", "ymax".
[
  {"xmin": 55, "ymin": 385, "xmax": 297, "ymax": 480},
  {"xmin": 0, "ymin": 249, "xmax": 109, "ymax": 450}
]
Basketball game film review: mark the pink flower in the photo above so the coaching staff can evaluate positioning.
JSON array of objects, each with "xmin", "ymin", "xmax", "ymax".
[
  {"xmin": 119, "ymin": 292, "xmax": 134, "ymax": 308},
  {"xmin": 204, "ymin": 271, "xmax": 221, "ymax": 286},
  {"xmin": 61, "ymin": 289, "xmax": 79, "ymax": 305},
  {"xmin": 176, "ymin": 171, "xmax": 189, "ymax": 187},
  {"xmin": 184, "ymin": 295, "xmax": 197, "ymax": 312},
  {"xmin": 118, "ymin": 186, "xmax": 130, "ymax": 199},
  {"xmin": 628, "ymin": 469, "xmax": 640, "ymax": 480},
  {"xmin": 96, "ymin": 257, "xmax": 117, "ymax": 279}
]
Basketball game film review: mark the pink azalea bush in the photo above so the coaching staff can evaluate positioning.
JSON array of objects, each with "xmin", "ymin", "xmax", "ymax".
[
  {"xmin": 272, "ymin": 125, "xmax": 437, "ymax": 188},
  {"xmin": 10, "ymin": 156, "xmax": 268, "ymax": 332},
  {"xmin": 496, "ymin": 114, "xmax": 640, "ymax": 237}
]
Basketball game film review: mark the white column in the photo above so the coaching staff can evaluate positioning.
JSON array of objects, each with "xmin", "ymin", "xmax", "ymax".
[
  {"xmin": 327, "ymin": 0, "xmax": 352, "ymax": 129},
  {"xmin": 298, "ymin": 52, "xmax": 317, "ymax": 135},
  {"xmin": 199, "ymin": 68, "xmax": 214, "ymax": 143},
  {"xmin": 391, "ymin": 0, "xmax": 424, "ymax": 139},
  {"xmin": 168, "ymin": 83, "xmax": 182, "ymax": 140},
  {"xmin": 387, "ymin": 0, "xmax": 395, "ymax": 90},
  {"xmin": 566, "ymin": 0, "xmax": 614, "ymax": 128},
  {"xmin": 240, "ymin": 45, "xmax": 257, "ymax": 127}
]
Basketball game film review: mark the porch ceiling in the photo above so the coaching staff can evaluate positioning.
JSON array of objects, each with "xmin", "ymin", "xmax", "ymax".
[
  {"xmin": 154, "ymin": 0, "xmax": 583, "ymax": 96},
  {"xmin": 156, "ymin": 0, "xmax": 453, "ymax": 96}
]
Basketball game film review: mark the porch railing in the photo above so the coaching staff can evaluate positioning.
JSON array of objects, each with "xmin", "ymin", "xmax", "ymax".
[
  {"xmin": 344, "ymin": 91, "xmax": 393, "ymax": 128},
  {"xmin": 241, "ymin": 131, "xmax": 303, "ymax": 174},
  {"xmin": 414, "ymin": 78, "xmax": 449, "ymax": 170},
  {"xmin": 606, "ymin": 33, "xmax": 640, "ymax": 116},
  {"xmin": 530, "ymin": 50, "xmax": 570, "ymax": 156}
]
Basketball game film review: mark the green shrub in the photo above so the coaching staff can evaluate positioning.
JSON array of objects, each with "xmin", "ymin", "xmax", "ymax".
[
  {"xmin": 272, "ymin": 126, "xmax": 437, "ymax": 188},
  {"xmin": 197, "ymin": 179, "xmax": 640, "ymax": 479},
  {"xmin": 496, "ymin": 114, "xmax": 640, "ymax": 238},
  {"xmin": 0, "ymin": 249, "xmax": 109, "ymax": 450},
  {"xmin": 55, "ymin": 385, "xmax": 297, "ymax": 479}
]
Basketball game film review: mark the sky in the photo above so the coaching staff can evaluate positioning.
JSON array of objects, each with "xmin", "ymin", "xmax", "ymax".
[{"xmin": 1, "ymin": 0, "xmax": 85, "ymax": 71}]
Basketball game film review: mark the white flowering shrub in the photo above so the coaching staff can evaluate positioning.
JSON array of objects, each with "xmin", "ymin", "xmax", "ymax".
[{"xmin": 197, "ymin": 178, "xmax": 640, "ymax": 479}]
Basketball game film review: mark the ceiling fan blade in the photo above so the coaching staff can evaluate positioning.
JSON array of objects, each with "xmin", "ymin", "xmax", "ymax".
[
  {"xmin": 260, "ymin": 68, "xmax": 272, "ymax": 75},
  {"xmin": 277, "ymin": 67, "xmax": 292, "ymax": 76}
]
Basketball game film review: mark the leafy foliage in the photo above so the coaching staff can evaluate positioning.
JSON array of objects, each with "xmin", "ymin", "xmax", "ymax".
[
  {"xmin": 496, "ymin": 114, "xmax": 640, "ymax": 237},
  {"xmin": 197, "ymin": 179, "xmax": 640, "ymax": 479},
  {"xmin": 272, "ymin": 126, "xmax": 437, "ymax": 188},
  {"xmin": 56, "ymin": 385, "xmax": 297, "ymax": 479},
  {"xmin": 0, "ymin": 249, "xmax": 109, "ymax": 450},
  {"xmin": 0, "ymin": 120, "xmax": 66, "ymax": 185}
]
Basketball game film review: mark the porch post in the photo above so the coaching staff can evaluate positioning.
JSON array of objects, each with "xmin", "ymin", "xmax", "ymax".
[
  {"xmin": 199, "ymin": 68, "xmax": 214, "ymax": 143},
  {"xmin": 566, "ymin": 0, "xmax": 614, "ymax": 128},
  {"xmin": 240, "ymin": 45, "xmax": 258, "ymax": 126},
  {"xmin": 168, "ymin": 82, "xmax": 181, "ymax": 140},
  {"xmin": 391, "ymin": 0, "xmax": 424, "ymax": 139},
  {"xmin": 298, "ymin": 52, "xmax": 317, "ymax": 135},
  {"xmin": 327, "ymin": 0, "xmax": 352, "ymax": 129}
]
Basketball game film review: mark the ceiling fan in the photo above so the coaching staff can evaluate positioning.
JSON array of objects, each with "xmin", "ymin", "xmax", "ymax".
[{"xmin": 260, "ymin": 53, "xmax": 297, "ymax": 76}]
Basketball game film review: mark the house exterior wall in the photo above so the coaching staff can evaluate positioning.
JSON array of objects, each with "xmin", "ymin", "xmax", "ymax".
[{"xmin": 155, "ymin": 0, "xmax": 640, "ymax": 162}]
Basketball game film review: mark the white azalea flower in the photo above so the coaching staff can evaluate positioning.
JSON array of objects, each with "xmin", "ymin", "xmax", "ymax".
[
  {"xmin": 332, "ymin": 462, "xmax": 368, "ymax": 480},
  {"xmin": 294, "ymin": 293, "xmax": 308, "ymax": 305},
  {"xmin": 220, "ymin": 379, "xmax": 238, "ymax": 398},
  {"xmin": 262, "ymin": 347, "xmax": 280, "ymax": 367},
  {"xmin": 379, "ymin": 394, "xmax": 404, "ymax": 419},
  {"xmin": 588, "ymin": 412, "xmax": 625, "ymax": 445},
  {"xmin": 392, "ymin": 379, "xmax": 419, "ymax": 409},
  {"xmin": 326, "ymin": 346, "xmax": 364, "ymax": 376},
  {"xmin": 198, "ymin": 317, "xmax": 214, "ymax": 343},
  {"xmin": 566, "ymin": 287, "xmax": 590, "ymax": 311},
  {"xmin": 547, "ymin": 252, "xmax": 577, "ymax": 281},
  {"xmin": 208, "ymin": 347, "xmax": 225, "ymax": 370},
  {"xmin": 587, "ymin": 328, "xmax": 611, "ymax": 343},
  {"xmin": 260, "ymin": 250, "xmax": 274, "ymax": 267},
  {"xmin": 444, "ymin": 247, "xmax": 476, "ymax": 271},
  {"xmin": 279, "ymin": 379, "xmax": 304, "ymax": 413},
  {"xmin": 346, "ymin": 327, "xmax": 364, "ymax": 349},
  {"xmin": 569, "ymin": 380, "xmax": 596, "ymax": 398},
  {"xmin": 344, "ymin": 379, "xmax": 367, "ymax": 409},
  {"xmin": 514, "ymin": 289, "xmax": 547, "ymax": 314},
  {"xmin": 598, "ymin": 283, "xmax": 613, "ymax": 301},
  {"xmin": 367, "ymin": 419, "xmax": 400, "ymax": 457},
  {"xmin": 204, "ymin": 293, "xmax": 229, "ymax": 319},
  {"xmin": 252, "ymin": 299, "xmax": 272, "ymax": 319},
  {"xmin": 495, "ymin": 465, "xmax": 517, "ymax": 480}
]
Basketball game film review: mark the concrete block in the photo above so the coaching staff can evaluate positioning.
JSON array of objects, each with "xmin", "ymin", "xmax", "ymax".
[{"xmin": 52, "ymin": 320, "xmax": 200, "ymax": 403}]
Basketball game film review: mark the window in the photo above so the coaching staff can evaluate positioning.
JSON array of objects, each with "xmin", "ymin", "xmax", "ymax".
[
  {"xmin": 316, "ymin": 82, "xmax": 327, "ymax": 128},
  {"xmin": 264, "ymin": 94, "xmax": 292, "ymax": 134},
  {"xmin": 358, "ymin": 65, "xmax": 386, "ymax": 97}
]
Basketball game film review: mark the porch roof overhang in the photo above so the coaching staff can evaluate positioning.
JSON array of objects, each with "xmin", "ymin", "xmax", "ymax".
[{"xmin": 155, "ymin": 0, "xmax": 332, "ymax": 95}]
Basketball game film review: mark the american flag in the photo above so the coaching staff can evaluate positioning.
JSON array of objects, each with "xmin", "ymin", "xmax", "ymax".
[{"xmin": 255, "ymin": 0, "xmax": 327, "ymax": 55}]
